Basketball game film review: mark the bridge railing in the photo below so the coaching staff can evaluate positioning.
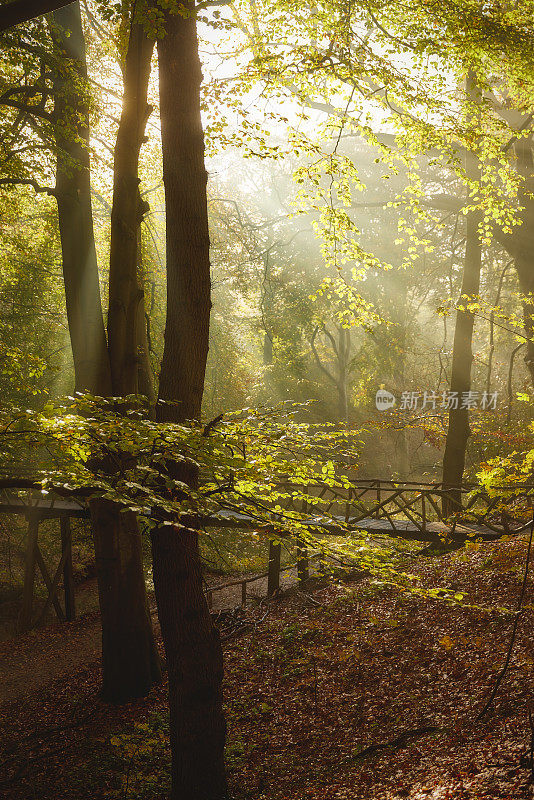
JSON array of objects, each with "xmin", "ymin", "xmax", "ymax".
[{"xmin": 274, "ymin": 479, "xmax": 534, "ymax": 536}]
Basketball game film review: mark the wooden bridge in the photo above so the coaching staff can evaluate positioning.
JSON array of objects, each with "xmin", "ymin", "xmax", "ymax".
[
  {"xmin": 204, "ymin": 478, "xmax": 534, "ymax": 545},
  {"xmin": 0, "ymin": 490, "xmax": 87, "ymax": 633},
  {"xmin": 2, "ymin": 479, "xmax": 533, "ymax": 632}
]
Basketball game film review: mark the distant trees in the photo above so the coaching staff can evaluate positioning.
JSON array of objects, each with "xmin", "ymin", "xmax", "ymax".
[
  {"xmin": 311, "ymin": 324, "xmax": 352, "ymax": 422},
  {"xmin": 230, "ymin": 0, "xmax": 534, "ymax": 487},
  {"xmin": 3, "ymin": 0, "xmax": 534, "ymax": 796}
]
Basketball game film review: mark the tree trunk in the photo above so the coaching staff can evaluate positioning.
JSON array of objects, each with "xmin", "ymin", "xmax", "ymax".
[
  {"xmin": 157, "ymin": 1, "xmax": 211, "ymax": 423},
  {"xmin": 155, "ymin": 5, "xmax": 228, "ymax": 797},
  {"xmin": 52, "ymin": 4, "xmax": 161, "ymax": 704},
  {"xmin": 263, "ymin": 332, "xmax": 273, "ymax": 365},
  {"xmin": 90, "ymin": 499, "xmax": 161, "ymax": 702},
  {"xmin": 107, "ymin": 15, "xmax": 155, "ymax": 396},
  {"xmin": 337, "ymin": 326, "xmax": 350, "ymax": 423},
  {"xmin": 51, "ymin": 3, "xmax": 111, "ymax": 396},
  {"xmin": 151, "ymin": 468, "xmax": 227, "ymax": 800},
  {"xmin": 510, "ymin": 138, "xmax": 534, "ymax": 386},
  {"xmin": 441, "ymin": 230, "xmax": 481, "ymax": 511},
  {"xmin": 99, "ymin": 9, "xmax": 161, "ymax": 701},
  {"xmin": 442, "ymin": 74, "xmax": 482, "ymax": 513},
  {"xmin": 137, "ymin": 225, "xmax": 156, "ymax": 404},
  {"xmin": 151, "ymin": 482, "xmax": 227, "ymax": 800}
]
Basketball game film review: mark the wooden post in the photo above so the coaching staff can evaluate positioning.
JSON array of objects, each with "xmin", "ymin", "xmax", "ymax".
[
  {"xmin": 36, "ymin": 547, "xmax": 68, "ymax": 626},
  {"xmin": 299, "ymin": 490, "xmax": 310, "ymax": 584},
  {"xmin": 61, "ymin": 516, "xmax": 76, "ymax": 621},
  {"xmin": 297, "ymin": 543, "xmax": 309, "ymax": 584},
  {"xmin": 267, "ymin": 539, "xmax": 281, "ymax": 597},
  {"xmin": 421, "ymin": 493, "xmax": 427, "ymax": 532},
  {"xmin": 35, "ymin": 544, "xmax": 65, "ymax": 621},
  {"xmin": 18, "ymin": 513, "xmax": 39, "ymax": 632}
]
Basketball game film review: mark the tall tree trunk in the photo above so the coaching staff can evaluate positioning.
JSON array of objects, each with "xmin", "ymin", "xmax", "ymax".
[
  {"xmin": 441, "ymin": 214, "xmax": 481, "ymax": 512},
  {"xmin": 155, "ymin": 5, "xmax": 228, "ymax": 798},
  {"xmin": 337, "ymin": 326, "xmax": 350, "ymax": 423},
  {"xmin": 90, "ymin": 499, "xmax": 161, "ymax": 702},
  {"xmin": 51, "ymin": 2, "xmax": 111, "ymax": 396},
  {"xmin": 157, "ymin": 3, "xmax": 211, "ymax": 424},
  {"xmin": 95, "ymin": 6, "xmax": 161, "ymax": 701},
  {"xmin": 151, "ymin": 469, "xmax": 227, "ymax": 800},
  {"xmin": 52, "ymin": 4, "xmax": 161, "ymax": 703},
  {"xmin": 442, "ymin": 73, "xmax": 482, "ymax": 513},
  {"xmin": 107, "ymin": 13, "xmax": 155, "ymax": 396},
  {"xmin": 511, "ymin": 137, "xmax": 534, "ymax": 385},
  {"xmin": 137, "ymin": 225, "xmax": 156, "ymax": 403}
]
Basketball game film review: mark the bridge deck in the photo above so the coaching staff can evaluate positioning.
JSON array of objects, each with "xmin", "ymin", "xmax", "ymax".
[{"xmin": 202, "ymin": 510, "xmax": 532, "ymax": 544}]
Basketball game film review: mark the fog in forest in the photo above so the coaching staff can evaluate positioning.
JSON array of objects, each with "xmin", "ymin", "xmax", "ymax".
[{"xmin": 2, "ymin": 3, "xmax": 534, "ymax": 800}]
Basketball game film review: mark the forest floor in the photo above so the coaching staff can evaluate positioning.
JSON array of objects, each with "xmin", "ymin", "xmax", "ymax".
[
  {"xmin": 0, "ymin": 568, "xmax": 298, "ymax": 704},
  {"xmin": 2, "ymin": 537, "xmax": 534, "ymax": 799}
]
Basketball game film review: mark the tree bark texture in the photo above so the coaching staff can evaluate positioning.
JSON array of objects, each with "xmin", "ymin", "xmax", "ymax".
[
  {"xmin": 154, "ymin": 6, "xmax": 228, "ymax": 797},
  {"xmin": 157, "ymin": 1, "xmax": 211, "ymax": 422},
  {"xmin": 151, "ymin": 518, "xmax": 227, "ymax": 800},
  {"xmin": 52, "ymin": 4, "xmax": 160, "ymax": 704},
  {"xmin": 107, "ymin": 13, "xmax": 155, "ymax": 396},
  {"xmin": 90, "ymin": 498, "xmax": 161, "ymax": 703},
  {"xmin": 51, "ymin": 2, "xmax": 112, "ymax": 395},
  {"xmin": 442, "ymin": 74, "xmax": 482, "ymax": 513}
]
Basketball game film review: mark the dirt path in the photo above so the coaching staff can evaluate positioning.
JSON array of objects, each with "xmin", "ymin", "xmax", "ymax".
[{"xmin": 0, "ymin": 568, "xmax": 298, "ymax": 705}]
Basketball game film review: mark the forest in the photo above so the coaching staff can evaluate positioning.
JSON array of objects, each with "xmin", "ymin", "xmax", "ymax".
[{"xmin": 1, "ymin": 0, "xmax": 534, "ymax": 798}]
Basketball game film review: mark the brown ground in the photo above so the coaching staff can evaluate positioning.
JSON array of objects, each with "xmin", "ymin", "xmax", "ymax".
[
  {"xmin": 2, "ymin": 539, "xmax": 534, "ymax": 799},
  {"xmin": 0, "ymin": 568, "xmax": 297, "ymax": 704}
]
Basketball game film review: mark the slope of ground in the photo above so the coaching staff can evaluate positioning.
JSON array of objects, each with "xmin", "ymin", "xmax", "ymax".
[
  {"xmin": 0, "ymin": 568, "xmax": 298, "ymax": 704},
  {"xmin": 1, "ymin": 537, "xmax": 534, "ymax": 799}
]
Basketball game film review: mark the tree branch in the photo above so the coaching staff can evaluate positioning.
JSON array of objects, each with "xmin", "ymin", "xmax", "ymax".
[
  {"xmin": 0, "ymin": 96, "xmax": 52, "ymax": 122},
  {"xmin": 310, "ymin": 326, "xmax": 338, "ymax": 386},
  {"xmin": 0, "ymin": 0, "xmax": 74, "ymax": 32},
  {"xmin": 0, "ymin": 176, "xmax": 57, "ymax": 196}
]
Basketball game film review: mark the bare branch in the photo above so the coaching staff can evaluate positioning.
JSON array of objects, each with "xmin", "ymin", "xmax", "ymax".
[
  {"xmin": 310, "ymin": 326, "xmax": 338, "ymax": 386},
  {"xmin": 0, "ymin": 176, "xmax": 57, "ymax": 196}
]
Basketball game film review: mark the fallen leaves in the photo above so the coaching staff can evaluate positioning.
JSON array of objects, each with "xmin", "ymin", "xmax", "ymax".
[{"xmin": 2, "ymin": 535, "xmax": 534, "ymax": 799}]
